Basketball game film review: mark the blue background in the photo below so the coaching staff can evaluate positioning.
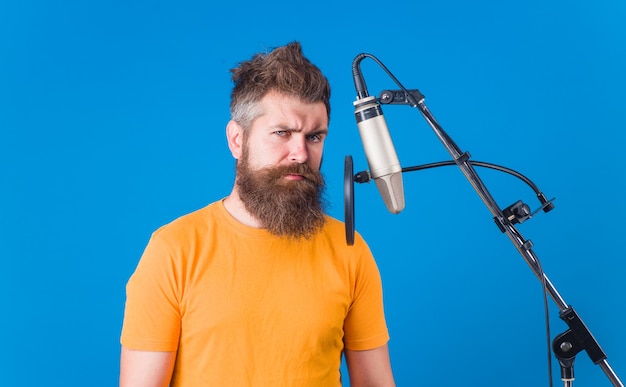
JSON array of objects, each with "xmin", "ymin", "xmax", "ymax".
[{"xmin": 1, "ymin": 1, "xmax": 625, "ymax": 385}]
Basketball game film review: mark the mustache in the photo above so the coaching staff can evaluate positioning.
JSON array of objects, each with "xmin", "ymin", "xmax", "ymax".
[{"xmin": 263, "ymin": 163, "xmax": 324, "ymax": 185}]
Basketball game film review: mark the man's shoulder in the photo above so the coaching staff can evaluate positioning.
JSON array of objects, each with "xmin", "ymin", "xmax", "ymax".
[
  {"xmin": 320, "ymin": 215, "xmax": 369, "ymax": 248},
  {"xmin": 152, "ymin": 200, "xmax": 222, "ymax": 238},
  {"xmin": 322, "ymin": 214, "xmax": 343, "ymax": 229}
]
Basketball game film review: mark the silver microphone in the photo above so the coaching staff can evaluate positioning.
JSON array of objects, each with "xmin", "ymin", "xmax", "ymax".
[{"xmin": 354, "ymin": 95, "xmax": 405, "ymax": 214}]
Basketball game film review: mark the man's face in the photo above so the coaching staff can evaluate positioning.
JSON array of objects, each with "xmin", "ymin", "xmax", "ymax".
[
  {"xmin": 232, "ymin": 92, "xmax": 329, "ymax": 239},
  {"xmin": 240, "ymin": 91, "xmax": 328, "ymax": 173}
]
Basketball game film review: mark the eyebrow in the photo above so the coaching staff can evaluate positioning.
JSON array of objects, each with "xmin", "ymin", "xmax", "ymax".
[{"xmin": 274, "ymin": 124, "xmax": 328, "ymax": 135}]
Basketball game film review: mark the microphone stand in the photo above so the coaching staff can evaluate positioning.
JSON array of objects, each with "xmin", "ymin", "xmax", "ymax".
[{"xmin": 386, "ymin": 89, "xmax": 623, "ymax": 386}]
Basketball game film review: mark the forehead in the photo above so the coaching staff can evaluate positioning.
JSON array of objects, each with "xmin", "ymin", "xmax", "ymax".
[{"xmin": 253, "ymin": 91, "xmax": 328, "ymax": 131}]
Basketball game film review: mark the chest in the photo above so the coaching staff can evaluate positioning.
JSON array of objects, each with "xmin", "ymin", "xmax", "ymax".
[{"xmin": 178, "ymin": 240, "xmax": 353, "ymax": 345}]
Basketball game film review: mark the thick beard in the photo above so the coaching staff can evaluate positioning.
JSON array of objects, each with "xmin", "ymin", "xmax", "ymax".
[{"xmin": 236, "ymin": 153, "xmax": 327, "ymax": 240}]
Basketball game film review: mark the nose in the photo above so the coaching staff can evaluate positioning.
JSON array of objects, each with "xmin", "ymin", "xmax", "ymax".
[{"xmin": 288, "ymin": 137, "xmax": 309, "ymax": 164}]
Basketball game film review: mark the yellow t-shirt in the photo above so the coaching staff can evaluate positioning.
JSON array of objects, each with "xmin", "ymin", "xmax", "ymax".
[{"xmin": 121, "ymin": 200, "xmax": 389, "ymax": 386}]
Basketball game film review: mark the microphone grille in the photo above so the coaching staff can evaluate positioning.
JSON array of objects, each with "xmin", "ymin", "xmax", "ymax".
[{"xmin": 374, "ymin": 172, "xmax": 405, "ymax": 214}]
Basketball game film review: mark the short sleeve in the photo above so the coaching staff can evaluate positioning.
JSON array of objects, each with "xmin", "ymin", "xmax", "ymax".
[
  {"xmin": 120, "ymin": 231, "xmax": 182, "ymax": 351},
  {"xmin": 342, "ymin": 239, "xmax": 390, "ymax": 351}
]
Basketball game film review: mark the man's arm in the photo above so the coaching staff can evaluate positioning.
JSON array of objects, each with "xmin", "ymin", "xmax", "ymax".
[
  {"xmin": 119, "ymin": 346, "xmax": 176, "ymax": 387},
  {"xmin": 344, "ymin": 343, "xmax": 395, "ymax": 387}
]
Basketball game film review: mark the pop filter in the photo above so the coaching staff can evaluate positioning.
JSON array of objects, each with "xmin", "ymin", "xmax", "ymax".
[{"xmin": 344, "ymin": 155, "xmax": 355, "ymax": 246}]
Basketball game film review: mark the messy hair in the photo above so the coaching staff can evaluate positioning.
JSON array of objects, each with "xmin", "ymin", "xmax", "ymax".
[{"xmin": 229, "ymin": 41, "xmax": 331, "ymax": 130}]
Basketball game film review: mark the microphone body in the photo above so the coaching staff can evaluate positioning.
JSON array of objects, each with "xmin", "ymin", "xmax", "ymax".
[{"xmin": 354, "ymin": 95, "xmax": 405, "ymax": 214}]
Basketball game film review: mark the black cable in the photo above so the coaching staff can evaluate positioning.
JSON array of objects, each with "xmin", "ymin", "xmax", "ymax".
[
  {"xmin": 409, "ymin": 160, "xmax": 555, "ymax": 386},
  {"xmin": 400, "ymin": 160, "xmax": 555, "ymax": 215},
  {"xmin": 402, "ymin": 160, "xmax": 541, "ymax": 193}
]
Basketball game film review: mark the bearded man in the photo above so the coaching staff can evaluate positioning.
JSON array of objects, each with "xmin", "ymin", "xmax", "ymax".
[{"xmin": 120, "ymin": 41, "xmax": 395, "ymax": 387}]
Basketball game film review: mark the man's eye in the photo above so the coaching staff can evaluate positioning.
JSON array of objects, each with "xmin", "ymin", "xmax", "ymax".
[
  {"xmin": 274, "ymin": 130, "xmax": 288, "ymax": 137},
  {"xmin": 308, "ymin": 134, "xmax": 322, "ymax": 143}
]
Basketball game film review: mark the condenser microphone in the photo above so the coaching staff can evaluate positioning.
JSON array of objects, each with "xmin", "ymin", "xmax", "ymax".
[{"xmin": 353, "ymin": 95, "xmax": 405, "ymax": 214}]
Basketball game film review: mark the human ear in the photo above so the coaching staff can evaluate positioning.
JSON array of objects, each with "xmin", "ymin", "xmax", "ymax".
[{"xmin": 226, "ymin": 120, "xmax": 244, "ymax": 160}]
